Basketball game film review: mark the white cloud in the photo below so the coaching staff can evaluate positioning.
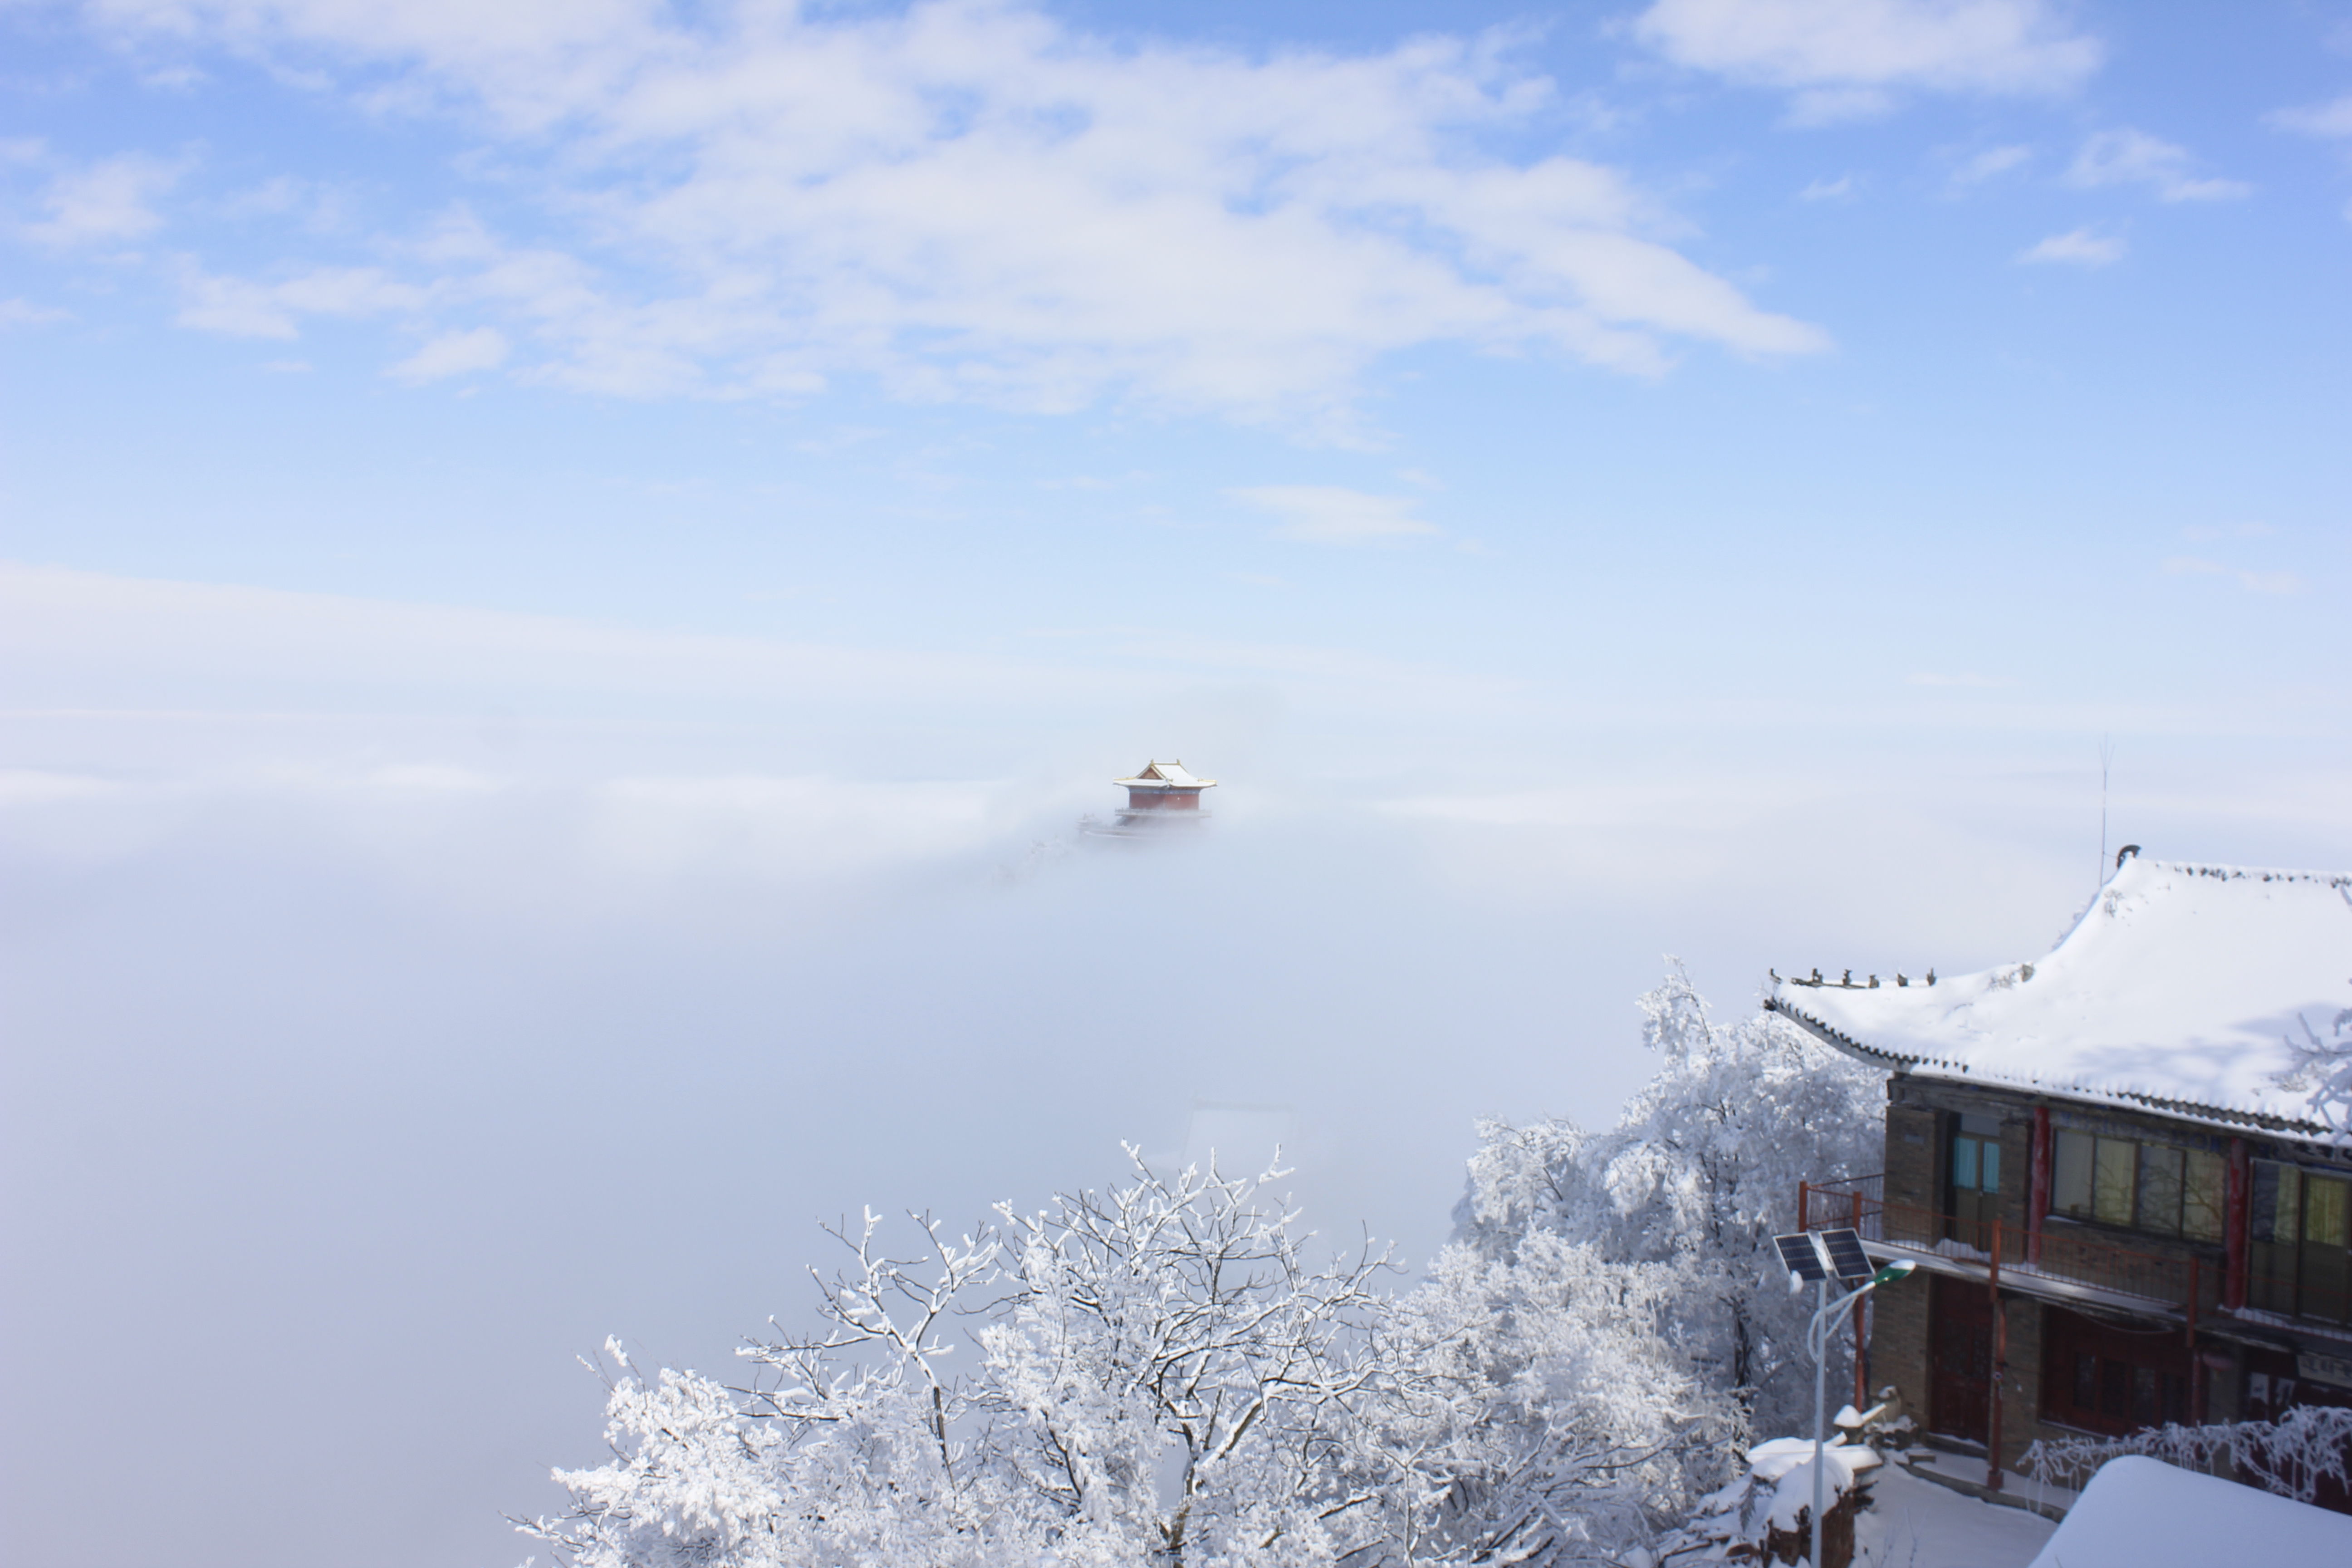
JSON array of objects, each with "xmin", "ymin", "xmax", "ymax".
[
  {"xmin": 1950, "ymin": 143, "xmax": 2032, "ymax": 184},
  {"xmin": 79, "ymin": 2, "xmax": 1825, "ymax": 425},
  {"xmin": 2162, "ymin": 556, "xmax": 2299, "ymax": 595},
  {"xmin": 176, "ymin": 265, "xmax": 429, "ymax": 338},
  {"xmin": 2269, "ymin": 95, "xmax": 2352, "ymax": 139},
  {"xmin": 0, "ymin": 769, "xmax": 125, "ymax": 806},
  {"xmin": 22, "ymin": 152, "xmax": 182, "ymax": 247},
  {"xmin": 1633, "ymin": 0, "xmax": 2101, "ymax": 116},
  {"xmin": 2067, "ymin": 129, "xmax": 2249, "ymax": 202},
  {"xmin": 1231, "ymin": 485, "xmax": 1441, "ymax": 545},
  {"xmin": 1798, "ymin": 174, "xmax": 1857, "ymax": 200},
  {"xmin": 389, "ymin": 326, "xmax": 509, "ymax": 382},
  {"xmin": 0, "ymin": 297, "xmax": 71, "ymax": 328},
  {"xmin": 2017, "ymin": 226, "xmax": 2123, "ymax": 266}
]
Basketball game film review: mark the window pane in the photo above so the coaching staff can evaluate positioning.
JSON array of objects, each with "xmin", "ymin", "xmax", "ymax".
[
  {"xmin": 1953, "ymin": 1137, "xmax": 1979, "ymax": 1192},
  {"xmin": 2254, "ymin": 1162, "xmax": 2300, "ymax": 1244},
  {"xmin": 2250, "ymin": 1240, "xmax": 2297, "ymax": 1313},
  {"xmin": 2074, "ymin": 1352, "xmax": 2097, "ymax": 1411},
  {"xmin": 2309, "ymin": 1176, "xmax": 2352, "ymax": 1249},
  {"xmin": 2054, "ymin": 1131, "xmax": 2093, "ymax": 1215},
  {"xmin": 1980, "ymin": 1140, "xmax": 2001, "ymax": 1194},
  {"xmin": 2093, "ymin": 1139, "xmax": 2136, "ymax": 1225},
  {"xmin": 2184, "ymin": 1150, "xmax": 2225, "ymax": 1242},
  {"xmin": 2303, "ymin": 1235, "xmax": 2351, "ymax": 1325},
  {"xmin": 2138, "ymin": 1145, "xmax": 2185, "ymax": 1236}
]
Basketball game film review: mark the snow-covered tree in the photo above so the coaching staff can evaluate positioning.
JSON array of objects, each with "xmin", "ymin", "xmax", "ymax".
[
  {"xmin": 519, "ymin": 1143, "xmax": 1741, "ymax": 1568},
  {"xmin": 2279, "ymin": 993, "xmax": 2352, "ymax": 1144},
  {"xmin": 1453, "ymin": 964, "xmax": 1886, "ymax": 1437},
  {"xmin": 517, "ymin": 1212, "xmax": 1023, "ymax": 1568},
  {"xmin": 975, "ymin": 1150, "xmax": 1395, "ymax": 1565},
  {"xmin": 1366, "ymin": 1232, "xmax": 1735, "ymax": 1564}
]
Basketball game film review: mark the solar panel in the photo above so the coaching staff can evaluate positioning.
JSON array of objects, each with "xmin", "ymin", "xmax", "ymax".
[
  {"xmin": 1774, "ymin": 1232, "xmax": 1830, "ymax": 1282},
  {"xmin": 1819, "ymin": 1228, "xmax": 1874, "ymax": 1284}
]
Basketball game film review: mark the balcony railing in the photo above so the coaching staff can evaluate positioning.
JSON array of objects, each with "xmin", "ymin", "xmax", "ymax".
[{"xmin": 1798, "ymin": 1176, "xmax": 2225, "ymax": 1322}]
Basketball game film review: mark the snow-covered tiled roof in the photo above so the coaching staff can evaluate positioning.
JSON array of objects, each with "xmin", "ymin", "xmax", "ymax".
[
  {"xmin": 1115, "ymin": 760, "xmax": 1216, "ymax": 789},
  {"xmin": 1767, "ymin": 856, "xmax": 2352, "ymax": 1141}
]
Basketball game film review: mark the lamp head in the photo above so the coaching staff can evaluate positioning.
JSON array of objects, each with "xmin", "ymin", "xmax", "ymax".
[{"xmin": 1868, "ymin": 1260, "xmax": 1917, "ymax": 1288}]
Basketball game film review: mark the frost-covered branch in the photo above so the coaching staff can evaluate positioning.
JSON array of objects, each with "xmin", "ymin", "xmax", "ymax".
[
  {"xmin": 2024, "ymin": 1406, "xmax": 2352, "ymax": 1505},
  {"xmin": 2276, "ymin": 998, "xmax": 2352, "ymax": 1143}
]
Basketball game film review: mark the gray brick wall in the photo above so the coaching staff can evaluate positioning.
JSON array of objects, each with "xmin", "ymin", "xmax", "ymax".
[
  {"xmin": 1871, "ymin": 1275, "xmax": 1931, "ymax": 1430},
  {"xmin": 1996, "ymin": 1294, "xmax": 2044, "ymax": 1476},
  {"xmin": 1886, "ymin": 1102, "xmax": 1937, "ymax": 1211}
]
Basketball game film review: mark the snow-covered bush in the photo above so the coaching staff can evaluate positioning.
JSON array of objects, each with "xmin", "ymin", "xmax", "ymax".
[
  {"xmin": 1453, "ymin": 964, "xmax": 1886, "ymax": 1437},
  {"xmin": 1680, "ymin": 1435, "xmax": 1879, "ymax": 1567},
  {"xmin": 2024, "ymin": 1406, "xmax": 2352, "ymax": 1506}
]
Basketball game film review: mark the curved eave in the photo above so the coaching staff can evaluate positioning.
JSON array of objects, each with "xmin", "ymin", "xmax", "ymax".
[
  {"xmin": 1763, "ymin": 995, "xmax": 2336, "ymax": 1145},
  {"xmin": 1114, "ymin": 779, "xmax": 1218, "ymax": 790}
]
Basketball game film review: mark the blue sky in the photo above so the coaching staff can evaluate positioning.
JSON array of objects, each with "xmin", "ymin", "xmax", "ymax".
[{"xmin": 3, "ymin": 4, "xmax": 2350, "ymax": 1564}]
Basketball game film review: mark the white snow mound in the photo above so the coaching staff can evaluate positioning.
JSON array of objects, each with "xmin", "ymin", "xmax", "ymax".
[{"xmin": 2026, "ymin": 1454, "xmax": 2352, "ymax": 1568}]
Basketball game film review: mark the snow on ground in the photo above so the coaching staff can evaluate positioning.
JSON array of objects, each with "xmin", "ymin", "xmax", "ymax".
[{"xmin": 1855, "ymin": 1466, "xmax": 2056, "ymax": 1568}]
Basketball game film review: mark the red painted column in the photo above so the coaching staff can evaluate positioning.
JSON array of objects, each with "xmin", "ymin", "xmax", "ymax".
[
  {"xmin": 2028, "ymin": 1106, "xmax": 2051, "ymax": 1265},
  {"xmin": 2223, "ymin": 1137, "xmax": 2249, "ymax": 1311},
  {"xmin": 1987, "ymin": 1219, "xmax": 2005, "ymax": 1492},
  {"xmin": 2187, "ymin": 1258, "xmax": 2205, "ymax": 1423}
]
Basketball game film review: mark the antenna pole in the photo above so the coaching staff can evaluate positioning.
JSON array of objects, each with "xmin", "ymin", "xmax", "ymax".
[{"xmin": 2097, "ymin": 736, "xmax": 2113, "ymax": 887}]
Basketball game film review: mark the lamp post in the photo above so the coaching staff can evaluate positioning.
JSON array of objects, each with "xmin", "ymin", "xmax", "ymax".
[{"xmin": 1801, "ymin": 1259, "xmax": 1916, "ymax": 1568}]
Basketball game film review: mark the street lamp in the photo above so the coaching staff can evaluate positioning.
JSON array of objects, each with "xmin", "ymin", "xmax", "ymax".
[{"xmin": 1771, "ymin": 1229, "xmax": 1918, "ymax": 1568}]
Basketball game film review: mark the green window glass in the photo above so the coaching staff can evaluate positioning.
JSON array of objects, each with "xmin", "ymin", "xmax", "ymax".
[
  {"xmin": 2249, "ymin": 1161, "xmax": 2300, "ymax": 1314},
  {"xmin": 2253, "ymin": 1161, "xmax": 2301, "ymax": 1244},
  {"xmin": 2092, "ymin": 1138, "xmax": 2136, "ymax": 1225},
  {"xmin": 2053, "ymin": 1130, "xmax": 2092, "ymax": 1215},
  {"xmin": 2183, "ymin": 1149, "xmax": 2226, "ymax": 1243},
  {"xmin": 1953, "ymin": 1137, "xmax": 1978, "ymax": 1191},
  {"xmin": 2136, "ymin": 1145, "xmax": 2185, "ymax": 1236},
  {"xmin": 2303, "ymin": 1176, "xmax": 2352, "ymax": 1325},
  {"xmin": 2310, "ymin": 1176, "xmax": 2351, "ymax": 1249}
]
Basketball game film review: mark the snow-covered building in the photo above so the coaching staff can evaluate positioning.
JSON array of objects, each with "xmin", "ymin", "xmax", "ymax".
[
  {"xmin": 1769, "ymin": 853, "xmax": 2352, "ymax": 1502},
  {"xmin": 1113, "ymin": 759, "xmax": 1216, "ymax": 814},
  {"xmin": 1082, "ymin": 759, "xmax": 1217, "ymax": 838}
]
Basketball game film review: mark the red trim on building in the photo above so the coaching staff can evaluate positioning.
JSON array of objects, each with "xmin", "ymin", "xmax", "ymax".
[
  {"xmin": 2224, "ymin": 1136, "xmax": 2249, "ymax": 1312},
  {"xmin": 2028, "ymin": 1105, "xmax": 2051, "ymax": 1266}
]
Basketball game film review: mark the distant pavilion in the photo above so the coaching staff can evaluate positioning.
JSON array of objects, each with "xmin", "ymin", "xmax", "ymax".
[
  {"xmin": 1084, "ymin": 759, "xmax": 1216, "ymax": 837},
  {"xmin": 1114, "ymin": 760, "xmax": 1216, "ymax": 814}
]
